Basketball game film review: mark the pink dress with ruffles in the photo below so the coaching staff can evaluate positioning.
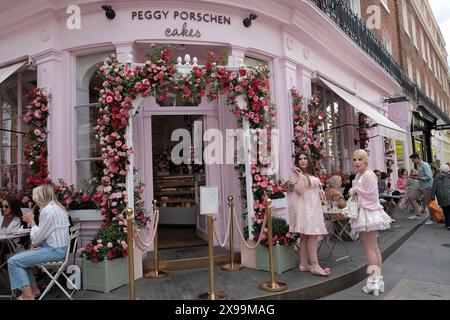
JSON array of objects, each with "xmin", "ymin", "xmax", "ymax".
[
  {"xmin": 289, "ymin": 173, "xmax": 328, "ymax": 235},
  {"xmin": 349, "ymin": 170, "xmax": 393, "ymax": 234}
]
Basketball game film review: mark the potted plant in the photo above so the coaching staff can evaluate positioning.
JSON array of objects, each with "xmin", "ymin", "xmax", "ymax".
[
  {"xmin": 79, "ymin": 223, "xmax": 129, "ymax": 293},
  {"xmin": 54, "ymin": 179, "xmax": 102, "ymax": 250},
  {"xmin": 255, "ymin": 217, "xmax": 300, "ymax": 274},
  {"xmin": 269, "ymin": 182, "xmax": 288, "ymax": 209},
  {"xmin": 79, "ymin": 182, "xmax": 149, "ymax": 292}
]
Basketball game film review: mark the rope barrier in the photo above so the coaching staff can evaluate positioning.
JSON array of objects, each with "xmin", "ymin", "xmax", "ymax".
[
  {"xmin": 232, "ymin": 207, "xmax": 268, "ymax": 250},
  {"xmin": 211, "ymin": 206, "xmax": 232, "ymax": 248},
  {"xmin": 134, "ymin": 207, "xmax": 160, "ymax": 251}
]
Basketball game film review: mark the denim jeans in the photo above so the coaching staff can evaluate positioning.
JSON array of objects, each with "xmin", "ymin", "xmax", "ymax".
[
  {"xmin": 421, "ymin": 188, "xmax": 433, "ymax": 220},
  {"xmin": 7, "ymin": 241, "xmax": 67, "ymax": 291}
]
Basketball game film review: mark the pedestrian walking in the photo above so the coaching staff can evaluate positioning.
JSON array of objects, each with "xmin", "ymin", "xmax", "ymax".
[
  {"xmin": 409, "ymin": 154, "xmax": 434, "ymax": 224},
  {"xmin": 431, "ymin": 164, "xmax": 450, "ymax": 230}
]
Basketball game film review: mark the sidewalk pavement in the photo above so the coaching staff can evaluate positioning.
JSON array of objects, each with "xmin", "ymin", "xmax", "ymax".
[
  {"xmin": 323, "ymin": 223, "xmax": 450, "ymax": 300},
  {"xmin": 38, "ymin": 215, "xmax": 421, "ymax": 300}
]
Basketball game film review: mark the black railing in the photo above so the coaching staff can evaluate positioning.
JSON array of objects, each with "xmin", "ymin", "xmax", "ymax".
[{"xmin": 310, "ymin": 0, "xmax": 449, "ymax": 122}]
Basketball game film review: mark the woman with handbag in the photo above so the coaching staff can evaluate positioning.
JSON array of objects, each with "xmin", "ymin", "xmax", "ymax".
[
  {"xmin": 289, "ymin": 153, "xmax": 331, "ymax": 277},
  {"xmin": 348, "ymin": 149, "xmax": 392, "ymax": 296},
  {"xmin": 431, "ymin": 164, "xmax": 450, "ymax": 229}
]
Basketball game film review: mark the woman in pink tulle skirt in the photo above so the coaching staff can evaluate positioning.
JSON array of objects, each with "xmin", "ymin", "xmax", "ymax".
[
  {"xmin": 289, "ymin": 153, "xmax": 331, "ymax": 277},
  {"xmin": 349, "ymin": 150, "xmax": 393, "ymax": 296}
]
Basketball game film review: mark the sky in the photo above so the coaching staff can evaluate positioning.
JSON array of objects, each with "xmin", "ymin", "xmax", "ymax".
[{"xmin": 429, "ymin": 0, "xmax": 450, "ymax": 68}]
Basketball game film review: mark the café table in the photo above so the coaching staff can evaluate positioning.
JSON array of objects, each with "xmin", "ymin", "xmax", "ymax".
[
  {"xmin": 319, "ymin": 208, "xmax": 353, "ymax": 264},
  {"xmin": 0, "ymin": 229, "xmax": 31, "ymax": 299}
]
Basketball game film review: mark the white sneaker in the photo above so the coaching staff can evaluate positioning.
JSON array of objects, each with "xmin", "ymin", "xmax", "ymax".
[
  {"xmin": 425, "ymin": 219, "xmax": 435, "ymax": 225},
  {"xmin": 408, "ymin": 215, "xmax": 421, "ymax": 220}
]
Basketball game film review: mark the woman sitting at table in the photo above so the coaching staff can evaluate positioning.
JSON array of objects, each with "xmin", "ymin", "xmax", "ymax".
[
  {"xmin": 7, "ymin": 184, "xmax": 70, "ymax": 300},
  {"xmin": 324, "ymin": 176, "xmax": 347, "ymax": 209},
  {"xmin": 0, "ymin": 196, "xmax": 26, "ymax": 264}
]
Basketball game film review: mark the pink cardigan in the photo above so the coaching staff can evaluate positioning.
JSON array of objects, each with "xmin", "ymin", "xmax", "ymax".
[{"xmin": 350, "ymin": 170, "xmax": 384, "ymax": 211}]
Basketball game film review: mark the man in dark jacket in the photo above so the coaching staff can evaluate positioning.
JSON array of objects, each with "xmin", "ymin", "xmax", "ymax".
[{"xmin": 431, "ymin": 164, "xmax": 450, "ymax": 230}]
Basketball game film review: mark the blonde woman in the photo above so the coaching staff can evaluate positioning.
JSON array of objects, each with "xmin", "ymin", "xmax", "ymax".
[
  {"xmin": 8, "ymin": 185, "xmax": 70, "ymax": 300},
  {"xmin": 349, "ymin": 150, "xmax": 392, "ymax": 296}
]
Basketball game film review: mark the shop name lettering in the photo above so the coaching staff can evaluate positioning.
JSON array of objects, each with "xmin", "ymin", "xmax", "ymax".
[{"xmin": 131, "ymin": 10, "xmax": 231, "ymax": 38}]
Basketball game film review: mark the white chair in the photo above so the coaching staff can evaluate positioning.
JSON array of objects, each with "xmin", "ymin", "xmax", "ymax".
[{"xmin": 37, "ymin": 223, "xmax": 81, "ymax": 300}]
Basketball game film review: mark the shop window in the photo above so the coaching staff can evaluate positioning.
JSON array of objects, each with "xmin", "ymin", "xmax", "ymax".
[
  {"xmin": 156, "ymin": 88, "xmax": 201, "ymax": 107},
  {"xmin": 414, "ymin": 139, "xmax": 424, "ymax": 160},
  {"xmin": 0, "ymin": 71, "xmax": 36, "ymax": 191},
  {"xmin": 395, "ymin": 140, "xmax": 405, "ymax": 171},
  {"xmin": 244, "ymin": 56, "xmax": 268, "ymax": 69},
  {"xmin": 75, "ymin": 52, "xmax": 113, "ymax": 186},
  {"xmin": 313, "ymin": 83, "xmax": 354, "ymax": 175}
]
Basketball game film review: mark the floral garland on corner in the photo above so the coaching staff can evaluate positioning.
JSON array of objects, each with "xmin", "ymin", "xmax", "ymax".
[
  {"xmin": 384, "ymin": 137, "xmax": 395, "ymax": 175},
  {"xmin": 291, "ymin": 89, "xmax": 326, "ymax": 182},
  {"xmin": 22, "ymin": 88, "xmax": 51, "ymax": 191},
  {"xmin": 90, "ymin": 47, "xmax": 291, "ymax": 255}
]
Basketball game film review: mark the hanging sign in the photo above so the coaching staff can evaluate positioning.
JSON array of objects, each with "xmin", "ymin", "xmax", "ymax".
[
  {"xmin": 200, "ymin": 186, "xmax": 219, "ymax": 215},
  {"xmin": 435, "ymin": 124, "xmax": 450, "ymax": 131}
]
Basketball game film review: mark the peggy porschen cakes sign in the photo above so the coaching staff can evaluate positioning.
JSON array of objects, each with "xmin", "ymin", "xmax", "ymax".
[{"xmin": 131, "ymin": 10, "xmax": 232, "ymax": 38}]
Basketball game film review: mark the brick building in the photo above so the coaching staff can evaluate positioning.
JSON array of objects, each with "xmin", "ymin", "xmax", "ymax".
[{"xmin": 347, "ymin": 0, "xmax": 450, "ymax": 165}]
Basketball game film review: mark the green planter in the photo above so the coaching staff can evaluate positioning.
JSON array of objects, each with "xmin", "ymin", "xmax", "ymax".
[
  {"xmin": 255, "ymin": 244, "xmax": 296, "ymax": 274},
  {"xmin": 82, "ymin": 257, "xmax": 129, "ymax": 293}
]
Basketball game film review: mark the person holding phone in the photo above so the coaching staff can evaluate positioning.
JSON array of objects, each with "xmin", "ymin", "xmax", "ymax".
[
  {"xmin": 7, "ymin": 185, "xmax": 70, "ymax": 300},
  {"xmin": 289, "ymin": 152, "xmax": 331, "ymax": 277}
]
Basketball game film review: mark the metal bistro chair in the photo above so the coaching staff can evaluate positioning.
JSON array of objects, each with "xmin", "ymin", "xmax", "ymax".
[
  {"xmin": 319, "ymin": 213, "xmax": 353, "ymax": 265},
  {"xmin": 37, "ymin": 223, "xmax": 81, "ymax": 300}
]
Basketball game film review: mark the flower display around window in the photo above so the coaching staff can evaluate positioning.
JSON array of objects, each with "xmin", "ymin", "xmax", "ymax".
[
  {"xmin": 291, "ymin": 89, "xmax": 326, "ymax": 183},
  {"xmin": 384, "ymin": 137, "xmax": 395, "ymax": 175}
]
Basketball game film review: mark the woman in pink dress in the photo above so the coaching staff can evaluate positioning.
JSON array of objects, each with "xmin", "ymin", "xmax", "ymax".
[
  {"xmin": 349, "ymin": 150, "xmax": 392, "ymax": 296},
  {"xmin": 289, "ymin": 153, "xmax": 331, "ymax": 277}
]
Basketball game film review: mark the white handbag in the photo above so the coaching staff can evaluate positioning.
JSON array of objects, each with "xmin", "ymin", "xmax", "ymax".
[{"xmin": 343, "ymin": 196, "xmax": 360, "ymax": 219}]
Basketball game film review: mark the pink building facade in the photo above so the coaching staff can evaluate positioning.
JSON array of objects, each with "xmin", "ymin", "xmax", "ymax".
[{"xmin": 0, "ymin": 0, "xmax": 408, "ymax": 277}]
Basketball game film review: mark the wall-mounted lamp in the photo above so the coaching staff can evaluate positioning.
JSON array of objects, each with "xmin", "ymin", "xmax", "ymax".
[
  {"xmin": 243, "ymin": 13, "xmax": 258, "ymax": 27},
  {"xmin": 101, "ymin": 5, "xmax": 116, "ymax": 20}
]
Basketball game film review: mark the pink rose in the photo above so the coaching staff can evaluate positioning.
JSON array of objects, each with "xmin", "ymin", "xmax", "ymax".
[
  {"xmin": 34, "ymin": 110, "xmax": 42, "ymax": 119},
  {"xmin": 107, "ymin": 242, "xmax": 113, "ymax": 248}
]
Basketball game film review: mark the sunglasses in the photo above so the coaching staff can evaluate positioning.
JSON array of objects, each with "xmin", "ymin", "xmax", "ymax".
[{"xmin": 2, "ymin": 205, "xmax": 9, "ymax": 209}]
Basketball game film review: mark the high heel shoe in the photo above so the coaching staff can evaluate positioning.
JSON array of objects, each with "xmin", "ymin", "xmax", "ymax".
[{"xmin": 361, "ymin": 277, "xmax": 380, "ymax": 296}]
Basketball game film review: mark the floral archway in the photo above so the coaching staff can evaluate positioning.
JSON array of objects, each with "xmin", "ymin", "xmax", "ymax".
[{"xmin": 94, "ymin": 47, "xmax": 290, "ymax": 248}]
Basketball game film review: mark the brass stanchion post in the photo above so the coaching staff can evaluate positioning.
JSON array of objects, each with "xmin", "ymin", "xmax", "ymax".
[
  {"xmin": 221, "ymin": 196, "xmax": 243, "ymax": 272},
  {"xmin": 126, "ymin": 208, "xmax": 136, "ymax": 300},
  {"xmin": 199, "ymin": 214, "xmax": 227, "ymax": 300},
  {"xmin": 259, "ymin": 198, "xmax": 287, "ymax": 292},
  {"xmin": 145, "ymin": 200, "xmax": 168, "ymax": 279}
]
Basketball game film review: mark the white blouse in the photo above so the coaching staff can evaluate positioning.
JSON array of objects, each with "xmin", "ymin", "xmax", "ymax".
[
  {"xmin": 30, "ymin": 201, "xmax": 70, "ymax": 248},
  {"xmin": 0, "ymin": 215, "xmax": 22, "ymax": 234}
]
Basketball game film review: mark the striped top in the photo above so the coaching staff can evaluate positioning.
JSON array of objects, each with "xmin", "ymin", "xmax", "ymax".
[{"xmin": 30, "ymin": 201, "xmax": 70, "ymax": 248}]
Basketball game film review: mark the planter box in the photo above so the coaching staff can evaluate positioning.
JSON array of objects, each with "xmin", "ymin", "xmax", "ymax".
[
  {"xmin": 271, "ymin": 197, "xmax": 287, "ymax": 209},
  {"xmin": 82, "ymin": 257, "xmax": 129, "ymax": 293},
  {"xmin": 69, "ymin": 209, "xmax": 103, "ymax": 221},
  {"xmin": 69, "ymin": 210, "xmax": 103, "ymax": 248},
  {"xmin": 256, "ymin": 244, "xmax": 295, "ymax": 274}
]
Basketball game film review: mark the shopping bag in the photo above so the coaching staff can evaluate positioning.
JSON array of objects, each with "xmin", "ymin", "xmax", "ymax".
[
  {"xmin": 428, "ymin": 200, "xmax": 445, "ymax": 223},
  {"xmin": 343, "ymin": 196, "xmax": 360, "ymax": 219}
]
